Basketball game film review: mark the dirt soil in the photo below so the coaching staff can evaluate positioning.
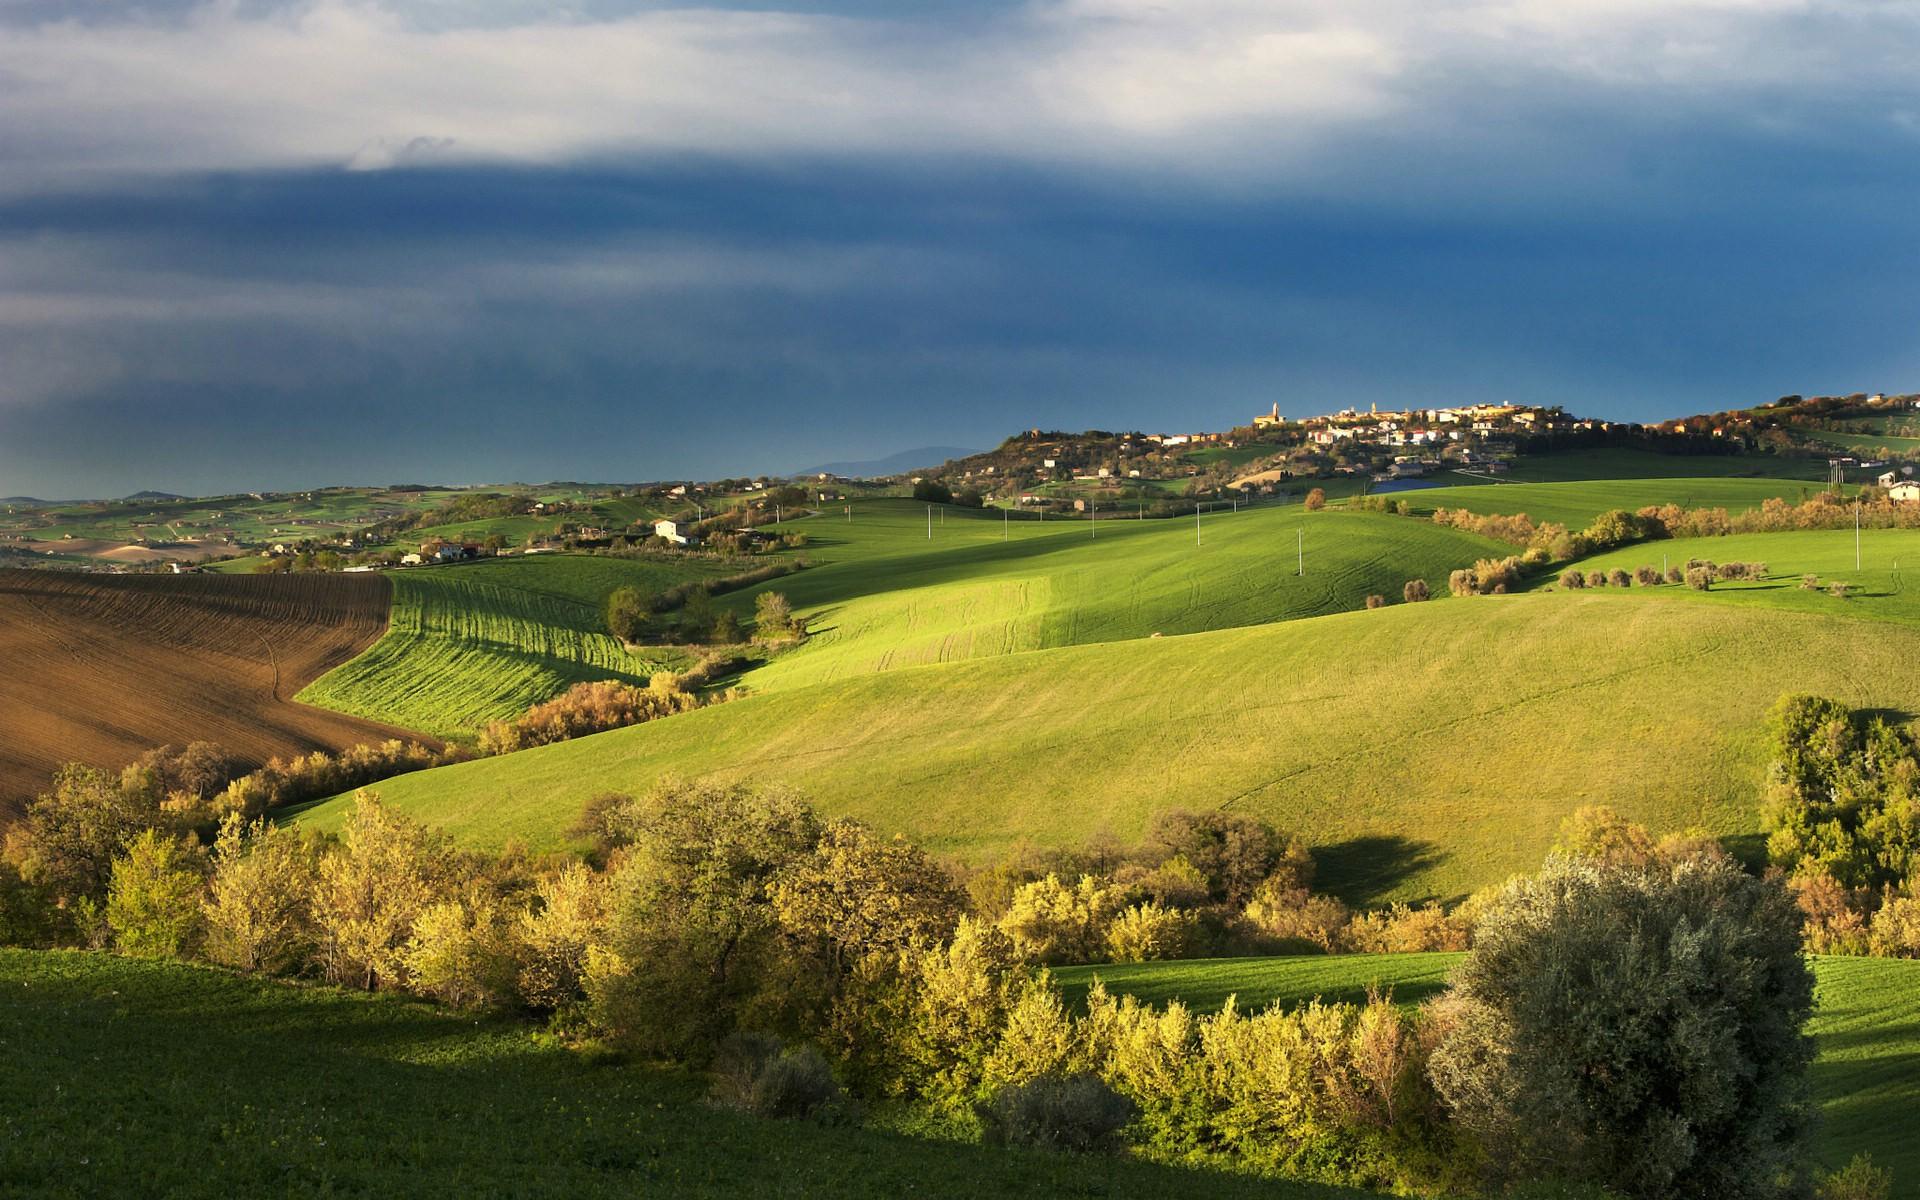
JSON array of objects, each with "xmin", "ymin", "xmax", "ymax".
[{"xmin": 0, "ymin": 569, "xmax": 420, "ymax": 812}]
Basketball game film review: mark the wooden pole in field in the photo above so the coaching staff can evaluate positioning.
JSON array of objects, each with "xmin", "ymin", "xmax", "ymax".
[
  {"xmin": 1297, "ymin": 528, "xmax": 1303, "ymax": 576},
  {"xmin": 926, "ymin": 505, "xmax": 931, "ymax": 539}
]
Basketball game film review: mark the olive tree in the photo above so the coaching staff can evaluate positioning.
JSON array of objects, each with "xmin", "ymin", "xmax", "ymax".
[{"xmin": 1429, "ymin": 854, "xmax": 1815, "ymax": 1198}]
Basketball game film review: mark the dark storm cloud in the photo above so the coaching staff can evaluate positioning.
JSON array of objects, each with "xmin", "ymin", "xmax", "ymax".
[{"xmin": 1, "ymin": 1, "xmax": 1919, "ymax": 495}]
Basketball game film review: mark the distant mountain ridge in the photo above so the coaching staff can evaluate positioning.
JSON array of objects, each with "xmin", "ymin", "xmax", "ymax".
[{"xmin": 796, "ymin": 446, "xmax": 981, "ymax": 478}]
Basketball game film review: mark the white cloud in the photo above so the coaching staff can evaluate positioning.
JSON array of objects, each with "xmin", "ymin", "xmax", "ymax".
[{"xmin": 0, "ymin": 0, "xmax": 1906, "ymax": 187}]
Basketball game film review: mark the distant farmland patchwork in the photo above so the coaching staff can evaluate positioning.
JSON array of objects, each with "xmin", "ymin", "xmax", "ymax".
[{"xmin": 0, "ymin": 570, "xmax": 413, "ymax": 809}]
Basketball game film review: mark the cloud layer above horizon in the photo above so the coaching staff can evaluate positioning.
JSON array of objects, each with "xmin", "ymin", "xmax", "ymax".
[{"xmin": 3, "ymin": 0, "xmax": 1919, "ymax": 495}]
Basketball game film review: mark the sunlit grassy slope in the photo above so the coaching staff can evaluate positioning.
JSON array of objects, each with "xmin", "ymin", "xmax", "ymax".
[
  {"xmin": 1403, "ymin": 477, "xmax": 1838, "ymax": 529},
  {"xmin": 1541, "ymin": 529, "xmax": 1920, "ymax": 628},
  {"xmin": 1053, "ymin": 952, "xmax": 1920, "ymax": 1193},
  {"xmin": 299, "ymin": 593, "xmax": 1920, "ymax": 904},
  {"xmin": 298, "ymin": 555, "xmax": 727, "ymax": 740},
  {"xmin": 0, "ymin": 949, "xmax": 1364, "ymax": 1200},
  {"xmin": 734, "ymin": 500, "xmax": 1511, "ymax": 692}
]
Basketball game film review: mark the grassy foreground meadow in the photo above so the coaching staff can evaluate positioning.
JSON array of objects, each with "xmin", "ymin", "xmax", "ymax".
[
  {"xmin": 1052, "ymin": 952, "xmax": 1920, "ymax": 1194},
  {"xmin": 0, "ymin": 949, "xmax": 1365, "ymax": 1200},
  {"xmin": 298, "ymin": 555, "xmax": 727, "ymax": 740},
  {"xmin": 299, "ymin": 593, "xmax": 1920, "ymax": 904}
]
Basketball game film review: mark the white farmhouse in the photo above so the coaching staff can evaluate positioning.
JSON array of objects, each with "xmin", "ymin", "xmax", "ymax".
[{"xmin": 653, "ymin": 519, "xmax": 690, "ymax": 546}]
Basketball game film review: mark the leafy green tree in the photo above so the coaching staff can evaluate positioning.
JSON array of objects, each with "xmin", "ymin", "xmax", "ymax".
[
  {"xmin": 203, "ymin": 814, "xmax": 320, "ymax": 975},
  {"xmin": 713, "ymin": 610, "xmax": 743, "ymax": 644},
  {"xmin": 5, "ymin": 763, "xmax": 161, "ymax": 907},
  {"xmin": 603, "ymin": 585, "xmax": 655, "ymax": 643},
  {"xmin": 912, "ymin": 480, "xmax": 953, "ymax": 504},
  {"xmin": 1429, "ymin": 854, "xmax": 1815, "ymax": 1198},
  {"xmin": 588, "ymin": 781, "xmax": 822, "ymax": 1058},
  {"xmin": 106, "ymin": 829, "xmax": 208, "ymax": 958},
  {"xmin": 1762, "ymin": 694, "xmax": 1920, "ymax": 889},
  {"xmin": 311, "ymin": 792, "xmax": 453, "ymax": 990}
]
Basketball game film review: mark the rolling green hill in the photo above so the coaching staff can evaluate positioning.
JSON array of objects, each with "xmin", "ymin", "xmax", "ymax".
[
  {"xmin": 0, "ymin": 949, "xmax": 1361, "ymax": 1200},
  {"xmin": 297, "ymin": 593, "xmax": 1920, "ymax": 904},
  {"xmin": 297, "ymin": 555, "xmax": 728, "ymax": 740},
  {"xmin": 1403, "ymin": 477, "xmax": 1839, "ymax": 529},
  {"xmin": 732, "ymin": 501, "xmax": 1510, "ymax": 693},
  {"xmin": 1542, "ymin": 529, "xmax": 1920, "ymax": 628},
  {"xmin": 1052, "ymin": 952, "xmax": 1920, "ymax": 1192}
]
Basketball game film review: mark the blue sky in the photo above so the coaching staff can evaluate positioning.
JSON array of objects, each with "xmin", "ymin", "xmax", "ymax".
[{"xmin": 2, "ymin": 1, "xmax": 1919, "ymax": 497}]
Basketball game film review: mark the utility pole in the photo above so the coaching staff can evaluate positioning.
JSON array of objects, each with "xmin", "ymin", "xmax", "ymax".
[
  {"xmin": 1297, "ymin": 528, "xmax": 1304, "ymax": 576},
  {"xmin": 926, "ymin": 504, "xmax": 932, "ymax": 540},
  {"xmin": 1195, "ymin": 503, "xmax": 1201, "ymax": 547},
  {"xmin": 1003, "ymin": 507, "xmax": 1008, "ymax": 541},
  {"xmin": 1857, "ymin": 499, "xmax": 1863, "ymax": 571}
]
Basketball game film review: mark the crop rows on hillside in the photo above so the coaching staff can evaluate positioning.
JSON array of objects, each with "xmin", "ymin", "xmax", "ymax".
[
  {"xmin": 0, "ymin": 569, "xmax": 410, "ymax": 808},
  {"xmin": 299, "ymin": 557, "xmax": 724, "ymax": 740}
]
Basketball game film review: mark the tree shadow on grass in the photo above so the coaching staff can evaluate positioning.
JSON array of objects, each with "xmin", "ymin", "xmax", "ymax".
[{"xmin": 1312, "ymin": 835, "xmax": 1447, "ymax": 908}]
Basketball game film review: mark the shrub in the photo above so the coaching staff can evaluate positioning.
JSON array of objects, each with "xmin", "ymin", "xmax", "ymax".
[
  {"xmin": 1473, "ymin": 556, "xmax": 1522, "ymax": 593},
  {"xmin": 1342, "ymin": 901, "xmax": 1466, "ymax": 953},
  {"xmin": 1830, "ymin": 581, "xmax": 1851, "ymax": 599},
  {"xmin": 998, "ymin": 874, "xmax": 1129, "ymax": 964},
  {"xmin": 1685, "ymin": 566, "xmax": 1712, "ymax": 591},
  {"xmin": 1585, "ymin": 570, "xmax": 1606, "ymax": 588},
  {"xmin": 1105, "ymin": 901, "xmax": 1195, "ymax": 962},
  {"xmin": 712, "ymin": 610, "xmax": 743, "ymax": 643},
  {"xmin": 516, "ymin": 863, "xmax": 607, "ymax": 1012},
  {"xmin": 1242, "ymin": 879, "xmax": 1350, "ymax": 952},
  {"xmin": 1559, "ymin": 569, "xmax": 1586, "ymax": 589},
  {"xmin": 1801, "ymin": 574, "xmax": 1820, "ymax": 590},
  {"xmin": 478, "ymin": 679, "xmax": 699, "ymax": 755},
  {"xmin": 1632, "ymin": 566, "xmax": 1661, "ymax": 586},
  {"xmin": 1665, "ymin": 565, "xmax": 1684, "ymax": 584},
  {"xmin": 1429, "ymin": 855, "xmax": 1814, "ymax": 1198},
  {"xmin": 1402, "ymin": 578, "xmax": 1430, "ymax": 603},
  {"xmin": 1606, "ymin": 568, "xmax": 1631, "ymax": 588},
  {"xmin": 1365, "ymin": 593, "xmax": 1385, "ymax": 610},
  {"xmin": 754, "ymin": 591, "xmax": 801, "ymax": 640},
  {"xmin": 1449, "ymin": 568, "xmax": 1477, "ymax": 597},
  {"xmin": 710, "ymin": 1033, "xmax": 852, "ymax": 1123},
  {"xmin": 1817, "ymin": 1154, "xmax": 1894, "ymax": 1200},
  {"xmin": 981, "ymin": 1073, "xmax": 1135, "ymax": 1154},
  {"xmin": 106, "ymin": 830, "xmax": 207, "ymax": 958},
  {"xmin": 1303, "ymin": 487, "xmax": 1327, "ymax": 511},
  {"xmin": 9, "ymin": 763, "xmax": 161, "ymax": 907},
  {"xmin": 1867, "ymin": 894, "xmax": 1920, "ymax": 957}
]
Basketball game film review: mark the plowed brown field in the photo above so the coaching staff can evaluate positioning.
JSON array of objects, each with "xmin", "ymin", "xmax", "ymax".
[{"xmin": 0, "ymin": 569, "xmax": 419, "ymax": 811}]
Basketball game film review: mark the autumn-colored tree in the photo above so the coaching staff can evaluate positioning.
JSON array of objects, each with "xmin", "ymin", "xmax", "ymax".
[
  {"xmin": 311, "ymin": 792, "xmax": 454, "ymax": 990},
  {"xmin": 1303, "ymin": 487, "xmax": 1327, "ymax": 511},
  {"xmin": 516, "ymin": 863, "xmax": 607, "ymax": 1012}
]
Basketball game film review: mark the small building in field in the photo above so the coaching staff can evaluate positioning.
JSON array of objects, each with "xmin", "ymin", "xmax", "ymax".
[
  {"xmin": 400, "ymin": 552, "xmax": 423, "ymax": 565},
  {"xmin": 1878, "ymin": 470, "xmax": 1901, "ymax": 488},
  {"xmin": 653, "ymin": 519, "xmax": 690, "ymax": 546}
]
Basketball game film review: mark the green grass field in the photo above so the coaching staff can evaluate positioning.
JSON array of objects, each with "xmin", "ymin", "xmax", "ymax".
[
  {"xmin": 1803, "ymin": 427, "xmax": 1920, "ymax": 457},
  {"xmin": 1478, "ymin": 448, "xmax": 1827, "ymax": 484},
  {"xmin": 732, "ymin": 501, "xmax": 1508, "ymax": 693},
  {"xmin": 1543, "ymin": 529, "xmax": 1920, "ymax": 628},
  {"xmin": 297, "ymin": 555, "xmax": 727, "ymax": 740},
  {"xmin": 1053, "ymin": 952, "xmax": 1920, "ymax": 1192},
  {"xmin": 0, "ymin": 949, "xmax": 1366, "ymax": 1200},
  {"xmin": 298, "ymin": 593, "xmax": 1920, "ymax": 904},
  {"xmin": 1402, "ymin": 477, "xmax": 1839, "ymax": 529}
]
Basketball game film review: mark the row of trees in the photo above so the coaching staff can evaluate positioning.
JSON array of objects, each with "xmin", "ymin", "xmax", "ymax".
[{"xmin": 0, "ymin": 776, "xmax": 1849, "ymax": 1198}]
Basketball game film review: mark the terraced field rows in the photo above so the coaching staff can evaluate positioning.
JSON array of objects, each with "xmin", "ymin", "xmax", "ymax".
[{"xmin": 299, "ymin": 557, "xmax": 723, "ymax": 740}]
